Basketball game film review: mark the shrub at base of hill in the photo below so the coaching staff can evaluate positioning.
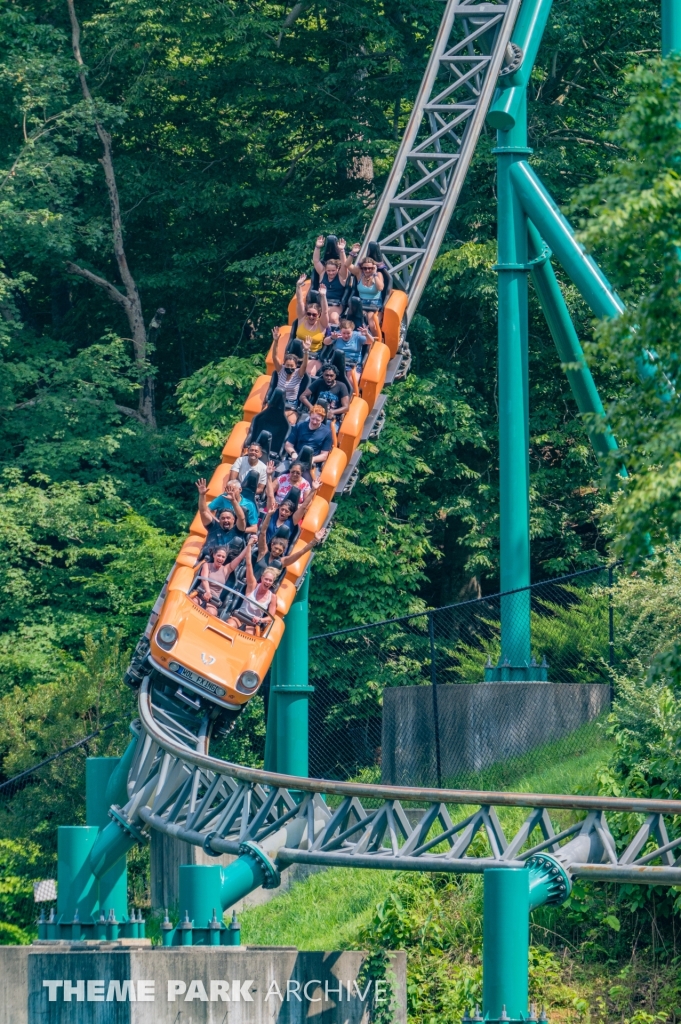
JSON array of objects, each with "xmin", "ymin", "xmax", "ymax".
[
  {"xmin": 0, "ymin": 634, "xmax": 138, "ymax": 915},
  {"xmin": 0, "ymin": 839, "xmax": 42, "ymax": 930},
  {"xmin": 359, "ymin": 871, "xmax": 679, "ymax": 1024}
]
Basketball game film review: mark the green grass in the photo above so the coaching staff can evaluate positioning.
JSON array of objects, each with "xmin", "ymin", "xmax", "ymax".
[
  {"xmin": 443, "ymin": 720, "xmax": 612, "ymax": 795},
  {"xmin": 239, "ymin": 739, "xmax": 614, "ymax": 949},
  {"xmin": 240, "ymin": 866, "xmax": 397, "ymax": 948}
]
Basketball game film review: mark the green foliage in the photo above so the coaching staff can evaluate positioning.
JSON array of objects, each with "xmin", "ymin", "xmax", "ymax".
[
  {"xmin": 177, "ymin": 355, "xmax": 265, "ymax": 467},
  {"xmin": 0, "ymin": 633, "xmax": 135, "ymax": 859},
  {"xmin": 210, "ymin": 695, "xmax": 266, "ymax": 769},
  {"xmin": 0, "ymin": 475, "xmax": 177, "ymax": 692},
  {"xmin": 573, "ymin": 55, "xmax": 681, "ymax": 565},
  {"xmin": 0, "ymin": 839, "xmax": 42, "ymax": 927},
  {"xmin": 0, "ymin": 922, "xmax": 32, "ymax": 945}
]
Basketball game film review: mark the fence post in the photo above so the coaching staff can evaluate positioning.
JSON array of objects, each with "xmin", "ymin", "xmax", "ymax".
[
  {"xmin": 428, "ymin": 612, "xmax": 442, "ymax": 788},
  {"xmin": 608, "ymin": 564, "xmax": 615, "ymax": 703}
]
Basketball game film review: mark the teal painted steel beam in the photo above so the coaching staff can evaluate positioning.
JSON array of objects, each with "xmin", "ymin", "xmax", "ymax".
[
  {"xmin": 509, "ymin": 161, "xmax": 624, "ymax": 320},
  {"xmin": 483, "ymin": 868, "xmax": 530, "ymax": 1021},
  {"xmin": 179, "ymin": 864, "xmax": 224, "ymax": 929},
  {"xmin": 104, "ymin": 735, "xmax": 137, "ymax": 807},
  {"xmin": 483, "ymin": 861, "xmax": 569, "ymax": 1021},
  {"xmin": 220, "ymin": 846, "xmax": 278, "ymax": 912},
  {"xmin": 663, "ymin": 0, "xmax": 681, "ymax": 54},
  {"xmin": 494, "ymin": 91, "xmax": 533, "ymax": 674},
  {"xmin": 88, "ymin": 816, "xmax": 140, "ymax": 879},
  {"xmin": 487, "ymin": 0, "xmax": 553, "ymax": 130},
  {"xmin": 272, "ymin": 573, "xmax": 313, "ymax": 777},
  {"xmin": 86, "ymin": 756, "xmax": 129, "ymax": 922},
  {"xmin": 526, "ymin": 221, "xmax": 619, "ymax": 463},
  {"xmin": 57, "ymin": 826, "xmax": 100, "ymax": 922}
]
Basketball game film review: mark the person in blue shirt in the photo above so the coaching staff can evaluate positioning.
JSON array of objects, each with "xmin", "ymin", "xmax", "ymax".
[
  {"xmin": 208, "ymin": 478, "xmax": 259, "ymax": 534},
  {"xmin": 283, "ymin": 406, "xmax": 333, "ymax": 470},
  {"xmin": 324, "ymin": 319, "xmax": 372, "ymax": 372}
]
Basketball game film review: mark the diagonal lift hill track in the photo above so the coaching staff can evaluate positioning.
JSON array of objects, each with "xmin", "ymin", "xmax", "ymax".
[
  {"xmin": 36, "ymin": 5, "xmax": 681, "ymax": 1009},
  {"xmin": 125, "ymin": 0, "xmax": 523, "ymax": 732},
  {"xmin": 88, "ymin": 0, "xmax": 681, "ymax": 908}
]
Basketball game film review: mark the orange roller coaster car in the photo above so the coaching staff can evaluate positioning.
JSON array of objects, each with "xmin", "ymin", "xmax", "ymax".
[{"xmin": 124, "ymin": 289, "xmax": 407, "ymax": 729}]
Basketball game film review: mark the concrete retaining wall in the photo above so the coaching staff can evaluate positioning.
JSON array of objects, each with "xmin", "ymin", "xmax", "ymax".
[
  {"xmin": 382, "ymin": 682, "xmax": 610, "ymax": 786},
  {"xmin": 1, "ymin": 946, "xmax": 406, "ymax": 1024}
]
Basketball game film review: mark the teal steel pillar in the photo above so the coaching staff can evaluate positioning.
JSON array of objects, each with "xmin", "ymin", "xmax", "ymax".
[
  {"xmin": 527, "ymin": 222, "xmax": 619, "ymax": 464},
  {"xmin": 272, "ymin": 573, "xmax": 313, "ymax": 777},
  {"xmin": 86, "ymin": 756, "xmax": 129, "ymax": 922},
  {"xmin": 264, "ymin": 672, "xmax": 278, "ymax": 772},
  {"xmin": 179, "ymin": 864, "xmax": 224, "ymax": 930},
  {"xmin": 487, "ymin": 0, "xmax": 553, "ymax": 132},
  {"xmin": 57, "ymin": 827, "xmax": 100, "ymax": 923},
  {"xmin": 483, "ymin": 868, "xmax": 530, "ymax": 1022},
  {"xmin": 492, "ymin": 90, "xmax": 534, "ymax": 679},
  {"xmin": 509, "ymin": 161, "xmax": 624, "ymax": 320},
  {"xmin": 663, "ymin": 0, "xmax": 681, "ymax": 54}
]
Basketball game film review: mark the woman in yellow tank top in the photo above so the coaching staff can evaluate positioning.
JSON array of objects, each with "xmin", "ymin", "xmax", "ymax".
[{"xmin": 295, "ymin": 274, "xmax": 329, "ymax": 375}]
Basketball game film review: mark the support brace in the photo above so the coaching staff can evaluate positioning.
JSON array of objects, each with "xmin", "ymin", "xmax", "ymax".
[{"xmin": 509, "ymin": 161, "xmax": 624, "ymax": 319}]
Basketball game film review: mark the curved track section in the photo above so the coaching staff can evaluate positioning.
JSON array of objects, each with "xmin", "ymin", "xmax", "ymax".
[
  {"xmin": 110, "ymin": 679, "xmax": 681, "ymax": 887},
  {"xmin": 112, "ymin": 0, "xmax": 681, "ymax": 899}
]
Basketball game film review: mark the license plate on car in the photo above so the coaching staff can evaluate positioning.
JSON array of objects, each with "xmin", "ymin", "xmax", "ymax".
[{"xmin": 168, "ymin": 662, "xmax": 225, "ymax": 697}]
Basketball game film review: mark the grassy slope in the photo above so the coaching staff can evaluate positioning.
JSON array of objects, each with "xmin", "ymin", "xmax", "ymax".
[{"xmin": 240, "ymin": 737, "xmax": 612, "ymax": 949}]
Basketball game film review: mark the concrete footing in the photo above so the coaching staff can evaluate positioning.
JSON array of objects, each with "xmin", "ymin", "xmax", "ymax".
[{"xmin": 1, "ymin": 945, "xmax": 406, "ymax": 1024}]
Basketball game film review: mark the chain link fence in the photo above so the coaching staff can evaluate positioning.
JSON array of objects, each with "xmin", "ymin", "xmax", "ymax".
[
  {"xmin": 0, "ymin": 724, "xmax": 117, "ymax": 845},
  {"xmin": 308, "ymin": 566, "xmax": 617, "ymax": 789}
]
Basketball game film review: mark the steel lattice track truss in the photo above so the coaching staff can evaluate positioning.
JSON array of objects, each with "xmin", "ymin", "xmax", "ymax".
[
  {"xmin": 364, "ymin": 0, "xmax": 521, "ymax": 315},
  {"xmin": 110, "ymin": 680, "xmax": 681, "ymax": 888}
]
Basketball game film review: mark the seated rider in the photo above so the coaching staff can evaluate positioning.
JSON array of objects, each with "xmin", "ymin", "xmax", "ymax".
[
  {"xmin": 208, "ymin": 477, "xmax": 258, "ymax": 534},
  {"xmin": 293, "ymin": 274, "xmax": 329, "ymax": 376},
  {"xmin": 283, "ymin": 406, "xmax": 333, "ymax": 472},
  {"xmin": 268, "ymin": 460, "xmax": 311, "ymax": 504},
  {"xmin": 271, "ymin": 329, "xmax": 310, "ymax": 424},
  {"xmin": 225, "ymin": 537, "xmax": 278, "ymax": 636},
  {"xmin": 196, "ymin": 478, "xmax": 246, "ymax": 557},
  {"xmin": 313, "ymin": 234, "xmax": 349, "ymax": 308},
  {"xmin": 347, "ymin": 245, "xmax": 385, "ymax": 338},
  {"xmin": 190, "ymin": 544, "xmax": 249, "ymax": 616},
  {"xmin": 262, "ymin": 477, "xmax": 321, "ymax": 553},
  {"xmin": 301, "ymin": 363, "xmax": 349, "ymax": 420},
  {"xmin": 229, "ymin": 442, "xmax": 267, "ymax": 494},
  {"xmin": 254, "ymin": 523, "xmax": 327, "ymax": 584}
]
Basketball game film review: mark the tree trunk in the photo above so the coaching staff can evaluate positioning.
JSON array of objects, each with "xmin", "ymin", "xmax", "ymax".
[{"xmin": 65, "ymin": 0, "xmax": 159, "ymax": 428}]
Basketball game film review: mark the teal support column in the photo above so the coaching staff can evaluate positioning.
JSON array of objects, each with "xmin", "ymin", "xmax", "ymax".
[
  {"xmin": 57, "ymin": 827, "xmax": 100, "ymax": 923},
  {"xmin": 86, "ymin": 756, "xmax": 129, "ymax": 922},
  {"xmin": 263, "ymin": 669, "xmax": 278, "ymax": 772},
  {"xmin": 491, "ymin": 91, "xmax": 536, "ymax": 680},
  {"xmin": 179, "ymin": 865, "xmax": 224, "ymax": 931},
  {"xmin": 487, "ymin": 0, "xmax": 554, "ymax": 131},
  {"xmin": 527, "ymin": 222, "xmax": 619, "ymax": 464},
  {"xmin": 482, "ymin": 868, "xmax": 530, "ymax": 1022},
  {"xmin": 88, "ymin": 732, "xmax": 145, "ymax": 882},
  {"xmin": 220, "ymin": 853, "xmax": 269, "ymax": 911},
  {"xmin": 509, "ymin": 161, "xmax": 624, "ymax": 319},
  {"xmin": 663, "ymin": 0, "xmax": 681, "ymax": 54},
  {"xmin": 272, "ymin": 573, "xmax": 313, "ymax": 777}
]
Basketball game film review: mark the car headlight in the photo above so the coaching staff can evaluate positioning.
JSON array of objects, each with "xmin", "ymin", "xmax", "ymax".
[
  {"xmin": 157, "ymin": 625, "xmax": 178, "ymax": 649},
  {"xmin": 236, "ymin": 670, "xmax": 260, "ymax": 693}
]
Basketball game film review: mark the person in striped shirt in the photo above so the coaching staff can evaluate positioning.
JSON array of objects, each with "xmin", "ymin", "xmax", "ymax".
[{"xmin": 271, "ymin": 328, "xmax": 310, "ymax": 424}]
